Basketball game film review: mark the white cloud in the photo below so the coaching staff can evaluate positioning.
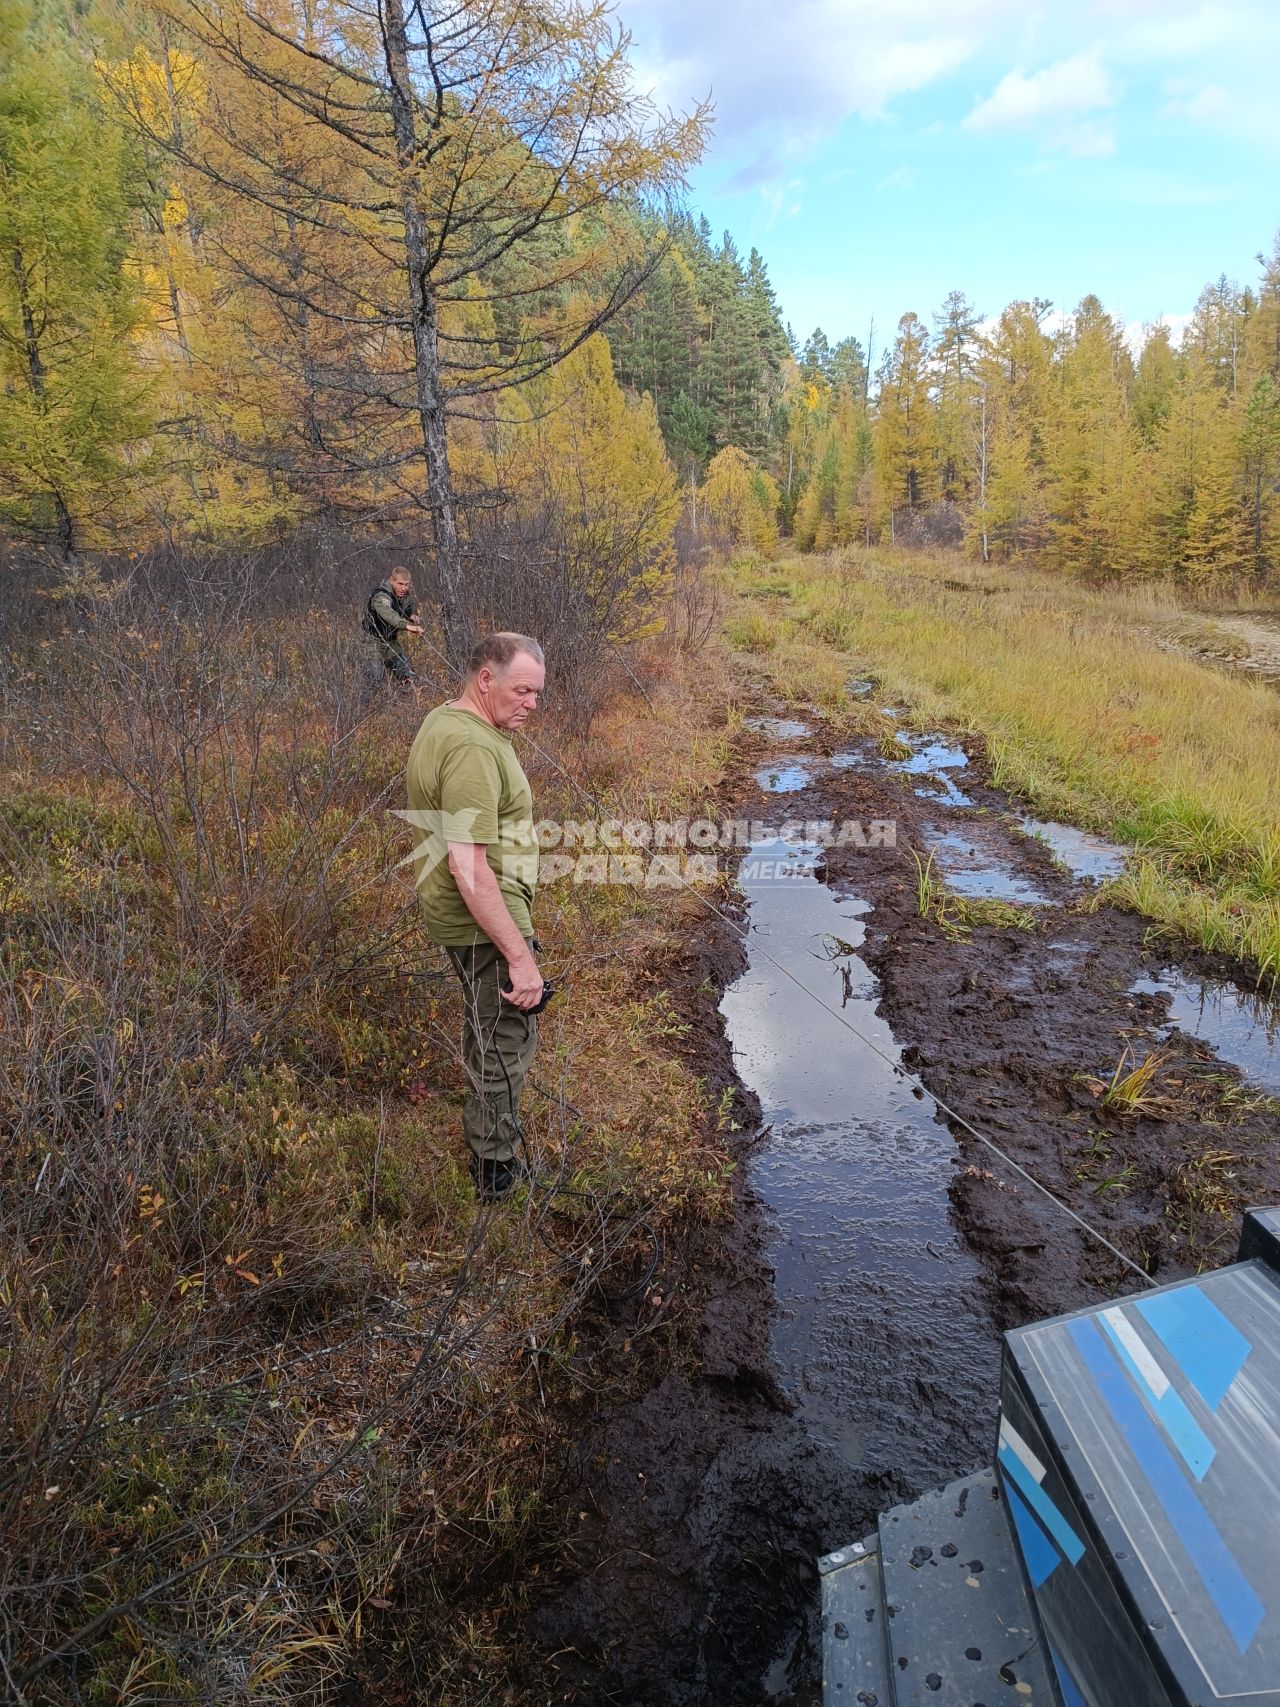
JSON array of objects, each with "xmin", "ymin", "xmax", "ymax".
[
  {"xmin": 1062, "ymin": 118, "xmax": 1117, "ymax": 158},
  {"xmin": 1121, "ymin": 312, "xmax": 1194, "ymax": 355},
  {"xmin": 1162, "ymin": 79, "xmax": 1280, "ymax": 148},
  {"xmin": 618, "ymin": 0, "xmax": 1280, "ymax": 196},
  {"xmin": 621, "ymin": 0, "xmax": 1030, "ymax": 156},
  {"xmin": 878, "ymin": 165, "xmax": 920, "ymax": 191},
  {"xmin": 964, "ymin": 52, "xmax": 1118, "ymax": 133}
]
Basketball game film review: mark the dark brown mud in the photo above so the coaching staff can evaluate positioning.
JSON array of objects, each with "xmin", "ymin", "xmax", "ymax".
[{"xmin": 532, "ymin": 699, "xmax": 1280, "ymax": 1706}]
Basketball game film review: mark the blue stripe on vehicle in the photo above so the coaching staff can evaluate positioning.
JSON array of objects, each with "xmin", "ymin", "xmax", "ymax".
[
  {"xmin": 1069, "ymin": 1317, "xmax": 1264, "ymax": 1653},
  {"xmin": 1135, "ymin": 1286, "xmax": 1250, "ymax": 1411},
  {"xmin": 1005, "ymin": 1481, "xmax": 1062, "ymax": 1588},
  {"xmin": 1097, "ymin": 1312, "xmax": 1216, "ymax": 1481},
  {"xmin": 997, "ymin": 1447, "xmax": 1086, "ymax": 1565},
  {"xmin": 1049, "ymin": 1643, "xmax": 1090, "ymax": 1707}
]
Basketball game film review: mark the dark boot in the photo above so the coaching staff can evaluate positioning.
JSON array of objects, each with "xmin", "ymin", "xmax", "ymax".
[{"xmin": 470, "ymin": 1155, "xmax": 526, "ymax": 1202}]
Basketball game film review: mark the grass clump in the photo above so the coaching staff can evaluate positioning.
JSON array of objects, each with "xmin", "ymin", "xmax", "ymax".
[{"xmin": 910, "ymin": 849, "xmax": 1037, "ymax": 941}]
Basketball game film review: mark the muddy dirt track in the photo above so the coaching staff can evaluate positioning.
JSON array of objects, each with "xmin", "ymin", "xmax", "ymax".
[{"xmin": 533, "ymin": 696, "xmax": 1280, "ymax": 1707}]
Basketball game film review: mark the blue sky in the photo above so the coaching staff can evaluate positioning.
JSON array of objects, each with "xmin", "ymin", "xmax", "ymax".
[{"xmin": 615, "ymin": 0, "xmax": 1280, "ymax": 354}]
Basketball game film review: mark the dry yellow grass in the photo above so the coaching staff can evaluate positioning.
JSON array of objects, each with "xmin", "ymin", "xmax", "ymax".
[{"xmin": 724, "ymin": 546, "xmax": 1280, "ymax": 981}]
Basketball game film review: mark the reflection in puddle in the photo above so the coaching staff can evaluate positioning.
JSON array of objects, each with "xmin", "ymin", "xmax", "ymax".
[
  {"xmin": 922, "ymin": 826, "xmax": 1050, "ymax": 905},
  {"xmin": 915, "ymin": 780, "xmax": 974, "ymax": 807},
  {"xmin": 720, "ymin": 835, "xmax": 999, "ymax": 1480},
  {"xmin": 1130, "ymin": 969, "xmax": 1280, "ymax": 1095},
  {"xmin": 744, "ymin": 715, "xmax": 812, "ymax": 741},
  {"xmin": 894, "ymin": 734, "xmax": 974, "ymax": 807},
  {"xmin": 897, "ymin": 738, "xmax": 967, "ymax": 778},
  {"xmin": 831, "ymin": 733, "xmax": 975, "ymax": 806},
  {"xmin": 1020, "ymin": 817, "xmax": 1129, "ymax": 882},
  {"xmin": 755, "ymin": 760, "xmax": 813, "ymax": 794}
]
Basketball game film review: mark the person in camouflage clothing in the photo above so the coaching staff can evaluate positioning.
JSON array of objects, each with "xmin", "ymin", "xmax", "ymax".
[{"xmin": 364, "ymin": 566, "xmax": 423, "ymax": 681}]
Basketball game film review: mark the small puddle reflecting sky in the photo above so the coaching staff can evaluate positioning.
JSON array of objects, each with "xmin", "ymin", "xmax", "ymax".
[
  {"xmin": 745, "ymin": 716, "xmax": 813, "ymax": 741},
  {"xmin": 755, "ymin": 761, "xmax": 814, "ymax": 794},
  {"xmin": 923, "ymin": 826, "xmax": 1050, "ymax": 905},
  {"xmin": 1130, "ymin": 969, "xmax": 1280, "ymax": 1096},
  {"xmin": 720, "ymin": 833, "xmax": 999, "ymax": 1483},
  {"xmin": 1020, "ymin": 818, "xmax": 1129, "ymax": 883}
]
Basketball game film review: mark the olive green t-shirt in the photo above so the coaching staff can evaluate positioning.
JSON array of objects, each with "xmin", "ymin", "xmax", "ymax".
[{"xmin": 405, "ymin": 704, "xmax": 538, "ymax": 946}]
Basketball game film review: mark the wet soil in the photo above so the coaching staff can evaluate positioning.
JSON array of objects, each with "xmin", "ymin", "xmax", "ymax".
[
  {"xmin": 533, "ymin": 697, "xmax": 1280, "ymax": 1706},
  {"xmin": 1149, "ymin": 608, "xmax": 1280, "ymax": 683}
]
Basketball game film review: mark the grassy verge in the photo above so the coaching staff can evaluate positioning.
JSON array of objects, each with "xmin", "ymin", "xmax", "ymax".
[
  {"xmin": 723, "ymin": 547, "xmax": 1280, "ymax": 984},
  {"xmin": 0, "ymin": 568, "xmax": 739, "ymax": 1702}
]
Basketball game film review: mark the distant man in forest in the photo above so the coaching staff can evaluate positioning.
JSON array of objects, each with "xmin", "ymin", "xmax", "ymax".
[
  {"xmin": 406, "ymin": 633, "xmax": 546, "ymax": 1201},
  {"xmin": 363, "ymin": 566, "xmax": 423, "ymax": 681}
]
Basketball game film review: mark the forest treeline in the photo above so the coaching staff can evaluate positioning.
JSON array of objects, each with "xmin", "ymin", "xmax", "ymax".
[
  {"xmin": 779, "ymin": 274, "xmax": 1280, "ymax": 579},
  {"xmin": 5, "ymin": 0, "xmax": 1280, "ymax": 598},
  {"xmin": 611, "ymin": 228, "xmax": 1280, "ymax": 580}
]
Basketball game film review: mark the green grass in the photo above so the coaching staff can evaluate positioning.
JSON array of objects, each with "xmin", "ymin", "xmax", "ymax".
[{"xmin": 726, "ymin": 548, "xmax": 1280, "ymax": 983}]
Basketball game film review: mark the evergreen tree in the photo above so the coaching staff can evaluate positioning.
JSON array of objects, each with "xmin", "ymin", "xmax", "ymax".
[
  {"xmin": 1046, "ymin": 295, "xmax": 1141, "ymax": 574},
  {"xmin": 0, "ymin": 0, "xmax": 151, "ymax": 556},
  {"xmin": 1242, "ymin": 371, "xmax": 1280, "ymax": 573},
  {"xmin": 932, "ymin": 290, "xmax": 982, "ymax": 501},
  {"xmin": 873, "ymin": 312, "xmax": 938, "ymax": 526}
]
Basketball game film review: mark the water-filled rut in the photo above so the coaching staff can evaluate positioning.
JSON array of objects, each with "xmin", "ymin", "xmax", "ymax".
[{"xmin": 721, "ymin": 828, "xmax": 999, "ymax": 1486}]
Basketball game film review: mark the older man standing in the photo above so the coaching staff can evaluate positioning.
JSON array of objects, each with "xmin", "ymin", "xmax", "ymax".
[{"xmin": 406, "ymin": 633, "xmax": 546, "ymax": 1200}]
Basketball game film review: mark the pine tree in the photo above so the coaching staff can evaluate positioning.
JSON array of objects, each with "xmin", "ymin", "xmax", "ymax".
[
  {"xmin": 932, "ymin": 290, "xmax": 982, "ymax": 501},
  {"xmin": 969, "ymin": 300, "xmax": 1054, "ymax": 558},
  {"xmin": 1045, "ymin": 295, "xmax": 1140, "ymax": 574},
  {"xmin": 1133, "ymin": 325, "xmax": 1178, "ymax": 444},
  {"xmin": 1149, "ymin": 347, "xmax": 1246, "ymax": 579},
  {"xmin": 872, "ymin": 312, "xmax": 938, "ymax": 528},
  {"xmin": 1242, "ymin": 371, "xmax": 1280, "ymax": 574}
]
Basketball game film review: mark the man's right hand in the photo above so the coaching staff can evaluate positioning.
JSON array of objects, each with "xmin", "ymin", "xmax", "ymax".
[{"xmin": 502, "ymin": 952, "xmax": 544, "ymax": 1010}]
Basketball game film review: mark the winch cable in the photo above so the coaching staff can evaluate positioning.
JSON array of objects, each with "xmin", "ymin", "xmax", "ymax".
[{"xmin": 412, "ymin": 637, "xmax": 1158, "ymax": 1290}]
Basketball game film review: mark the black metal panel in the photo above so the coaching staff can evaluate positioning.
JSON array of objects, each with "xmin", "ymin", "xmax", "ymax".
[
  {"xmin": 998, "ymin": 1359, "xmax": 1179, "ymax": 1707},
  {"xmin": 1239, "ymin": 1206, "xmax": 1280, "ymax": 1270}
]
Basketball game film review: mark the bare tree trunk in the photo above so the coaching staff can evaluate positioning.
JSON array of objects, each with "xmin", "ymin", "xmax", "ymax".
[
  {"xmin": 13, "ymin": 245, "xmax": 76, "ymax": 560},
  {"xmin": 381, "ymin": 0, "xmax": 467, "ymax": 666}
]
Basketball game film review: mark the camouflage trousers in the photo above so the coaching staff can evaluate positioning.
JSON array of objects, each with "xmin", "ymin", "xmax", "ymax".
[
  {"xmin": 377, "ymin": 640, "xmax": 413, "ymax": 681},
  {"xmin": 445, "ymin": 938, "xmax": 538, "ymax": 1163}
]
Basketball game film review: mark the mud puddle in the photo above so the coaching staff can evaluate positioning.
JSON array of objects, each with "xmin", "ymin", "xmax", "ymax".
[
  {"xmin": 745, "ymin": 715, "xmax": 813, "ymax": 740},
  {"xmin": 721, "ymin": 830, "xmax": 1000, "ymax": 1480},
  {"xmin": 833, "ymin": 731, "xmax": 975, "ymax": 808},
  {"xmin": 1018, "ymin": 817, "xmax": 1129, "ymax": 882},
  {"xmin": 755, "ymin": 759, "xmax": 816, "ymax": 793},
  {"xmin": 1130, "ymin": 968, "xmax": 1280, "ymax": 1094},
  {"xmin": 922, "ymin": 823, "xmax": 1050, "ymax": 904}
]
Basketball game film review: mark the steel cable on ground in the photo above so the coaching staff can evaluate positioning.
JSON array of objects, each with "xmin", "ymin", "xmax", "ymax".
[{"xmin": 411, "ymin": 635, "xmax": 1157, "ymax": 1291}]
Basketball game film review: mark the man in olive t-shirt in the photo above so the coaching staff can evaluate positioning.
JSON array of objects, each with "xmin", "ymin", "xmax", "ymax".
[{"xmin": 406, "ymin": 632, "xmax": 546, "ymax": 1200}]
